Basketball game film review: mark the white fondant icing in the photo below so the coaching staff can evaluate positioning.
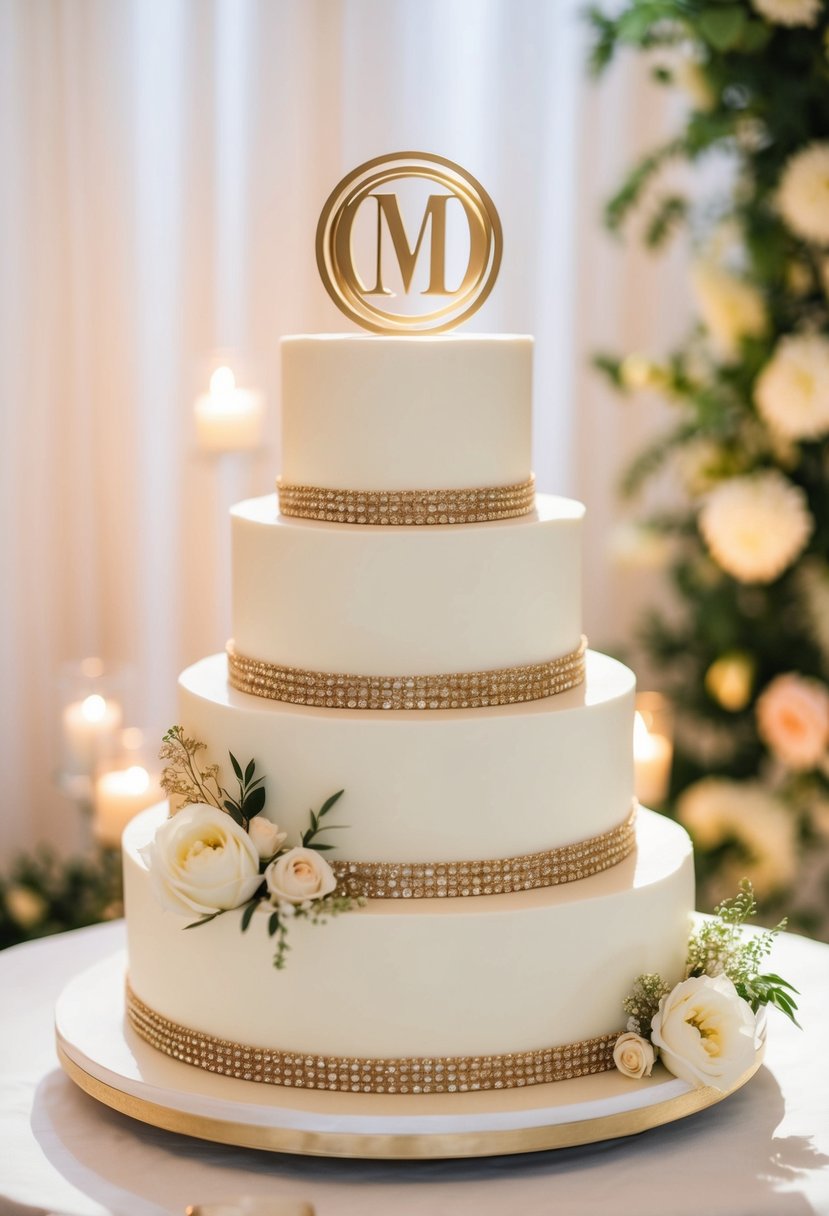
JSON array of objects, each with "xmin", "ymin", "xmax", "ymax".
[
  {"xmin": 123, "ymin": 806, "xmax": 695, "ymax": 1059},
  {"xmin": 281, "ymin": 335, "xmax": 533, "ymax": 492},
  {"xmin": 178, "ymin": 651, "xmax": 635, "ymax": 862},
  {"xmin": 231, "ymin": 494, "xmax": 584, "ymax": 675}
]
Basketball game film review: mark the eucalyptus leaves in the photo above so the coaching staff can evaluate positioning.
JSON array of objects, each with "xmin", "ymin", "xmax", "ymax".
[{"xmin": 145, "ymin": 726, "xmax": 361, "ymax": 968}]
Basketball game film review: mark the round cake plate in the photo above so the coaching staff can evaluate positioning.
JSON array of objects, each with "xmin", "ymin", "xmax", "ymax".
[{"xmin": 55, "ymin": 951, "xmax": 765, "ymax": 1161}]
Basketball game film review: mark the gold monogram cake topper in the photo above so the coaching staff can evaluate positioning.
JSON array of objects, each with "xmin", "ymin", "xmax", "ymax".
[{"xmin": 316, "ymin": 151, "xmax": 502, "ymax": 334}]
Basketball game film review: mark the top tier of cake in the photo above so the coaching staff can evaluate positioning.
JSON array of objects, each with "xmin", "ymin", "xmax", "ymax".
[{"xmin": 281, "ymin": 335, "xmax": 532, "ymax": 491}]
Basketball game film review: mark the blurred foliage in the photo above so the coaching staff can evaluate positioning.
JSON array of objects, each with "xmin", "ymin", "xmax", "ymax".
[{"xmin": 588, "ymin": 0, "xmax": 829, "ymax": 936}]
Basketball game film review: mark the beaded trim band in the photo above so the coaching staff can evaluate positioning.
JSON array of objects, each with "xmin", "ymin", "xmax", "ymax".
[
  {"xmin": 227, "ymin": 636, "xmax": 587, "ymax": 711},
  {"xmin": 276, "ymin": 475, "xmax": 536, "ymax": 526},
  {"xmin": 126, "ymin": 984, "xmax": 620, "ymax": 1094},
  {"xmin": 330, "ymin": 806, "xmax": 637, "ymax": 900}
]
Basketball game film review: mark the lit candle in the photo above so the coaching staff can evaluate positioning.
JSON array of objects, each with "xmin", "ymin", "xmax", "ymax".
[
  {"xmin": 633, "ymin": 711, "xmax": 673, "ymax": 807},
  {"xmin": 194, "ymin": 365, "xmax": 264, "ymax": 452},
  {"xmin": 94, "ymin": 765, "xmax": 162, "ymax": 848},
  {"xmin": 62, "ymin": 693, "xmax": 122, "ymax": 774}
]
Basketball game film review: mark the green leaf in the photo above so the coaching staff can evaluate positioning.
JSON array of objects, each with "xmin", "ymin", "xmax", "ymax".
[
  {"xmin": 240, "ymin": 900, "xmax": 258, "ymax": 932},
  {"xmin": 244, "ymin": 758, "xmax": 256, "ymax": 786},
  {"xmin": 318, "ymin": 789, "xmax": 345, "ymax": 818},
  {"xmin": 736, "ymin": 20, "xmax": 771, "ymax": 54},
  {"xmin": 229, "ymin": 752, "xmax": 243, "ymax": 783},
  {"xmin": 242, "ymin": 786, "xmax": 266, "ymax": 820},
  {"xmin": 698, "ymin": 6, "xmax": 746, "ymax": 51},
  {"xmin": 184, "ymin": 910, "xmax": 224, "ymax": 930},
  {"xmin": 307, "ymin": 842, "xmax": 335, "ymax": 852},
  {"xmin": 760, "ymin": 973, "xmax": 799, "ymax": 993},
  {"xmin": 268, "ymin": 910, "xmax": 280, "ymax": 938},
  {"xmin": 223, "ymin": 800, "xmax": 246, "ymax": 828}
]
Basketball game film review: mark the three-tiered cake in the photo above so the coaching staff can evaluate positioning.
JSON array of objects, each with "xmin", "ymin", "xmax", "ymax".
[{"xmin": 122, "ymin": 334, "xmax": 694, "ymax": 1093}]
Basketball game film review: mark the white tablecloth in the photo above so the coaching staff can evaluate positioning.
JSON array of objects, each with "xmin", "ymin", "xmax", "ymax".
[{"xmin": 1, "ymin": 921, "xmax": 828, "ymax": 1216}]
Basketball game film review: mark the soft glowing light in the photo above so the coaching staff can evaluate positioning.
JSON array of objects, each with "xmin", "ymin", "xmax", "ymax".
[
  {"xmin": 81, "ymin": 693, "xmax": 108, "ymax": 723},
  {"xmin": 122, "ymin": 726, "xmax": 145, "ymax": 751},
  {"xmin": 633, "ymin": 711, "xmax": 656, "ymax": 759},
  {"xmin": 80, "ymin": 657, "xmax": 105, "ymax": 679},
  {"xmin": 122, "ymin": 765, "xmax": 151, "ymax": 794},
  {"xmin": 210, "ymin": 365, "xmax": 236, "ymax": 399}
]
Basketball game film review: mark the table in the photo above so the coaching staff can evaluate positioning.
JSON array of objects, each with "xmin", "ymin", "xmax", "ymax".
[{"xmin": 2, "ymin": 921, "xmax": 828, "ymax": 1216}]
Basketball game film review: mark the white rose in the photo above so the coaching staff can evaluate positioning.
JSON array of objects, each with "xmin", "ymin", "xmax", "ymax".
[
  {"xmin": 699, "ymin": 471, "xmax": 812, "ymax": 584},
  {"xmin": 754, "ymin": 333, "xmax": 829, "ymax": 442},
  {"xmin": 778, "ymin": 143, "xmax": 829, "ymax": 243},
  {"xmin": 265, "ymin": 847, "xmax": 337, "ymax": 906},
  {"xmin": 677, "ymin": 778, "xmax": 797, "ymax": 896},
  {"xmin": 651, "ymin": 974, "xmax": 757, "ymax": 1091},
  {"xmin": 247, "ymin": 816, "xmax": 287, "ymax": 859},
  {"xmin": 750, "ymin": 0, "xmax": 822, "ymax": 27},
  {"xmin": 613, "ymin": 1032, "xmax": 656, "ymax": 1080},
  {"xmin": 691, "ymin": 263, "xmax": 766, "ymax": 362},
  {"xmin": 140, "ymin": 804, "xmax": 262, "ymax": 917}
]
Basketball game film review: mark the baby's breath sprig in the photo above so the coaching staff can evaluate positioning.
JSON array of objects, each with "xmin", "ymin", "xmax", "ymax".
[
  {"xmin": 623, "ymin": 973, "xmax": 671, "ymax": 1039},
  {"xmin": 159, "ymin": 726, "xmax": 224, "ymax": 810}
]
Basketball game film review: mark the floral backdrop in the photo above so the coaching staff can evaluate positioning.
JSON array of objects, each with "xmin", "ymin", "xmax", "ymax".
[{"xmin": 590, "ymin": 0, "xmax": 829, "ymax": 936}]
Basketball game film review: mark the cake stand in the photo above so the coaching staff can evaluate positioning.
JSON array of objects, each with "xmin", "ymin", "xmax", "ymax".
[{"xmin": 56, "ymin": 951, "xmax": 765, "ymax": 1161}]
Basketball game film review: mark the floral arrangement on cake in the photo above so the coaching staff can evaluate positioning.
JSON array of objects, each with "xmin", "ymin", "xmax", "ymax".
[
  {"xmin": 588, "ymin": 1, "xmax": 829, "ymax": 935},
  {"xmin": 141, "ymin": 726, "xmax": 362, "ymax": 968},
  {"xmin": 614, "ymin": 881, "xmax": 798, "ymax": 1088}
]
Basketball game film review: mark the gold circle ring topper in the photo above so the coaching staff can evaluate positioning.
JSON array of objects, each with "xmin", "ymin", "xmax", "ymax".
[{"xmin": 316, "ymin": 151, "xmax": 503, "ymax": 334}]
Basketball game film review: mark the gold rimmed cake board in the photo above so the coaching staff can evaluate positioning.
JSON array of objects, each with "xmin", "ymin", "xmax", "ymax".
[{"xmin": 55, "ymin": 951, "xmax": 765, "ymax": 1160}]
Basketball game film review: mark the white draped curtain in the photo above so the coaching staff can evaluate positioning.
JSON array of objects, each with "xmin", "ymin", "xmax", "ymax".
[{"xmin": 0, "ymin": 0, "xmax": 689, "ymax": 855}]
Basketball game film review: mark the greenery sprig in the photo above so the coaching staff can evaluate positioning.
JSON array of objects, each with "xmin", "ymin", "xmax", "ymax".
[
  {"xmin": 301, "ymin": 788, "xmax": 346, "ymax": 851},
  {"xmin": 623, "ymin": 880, "xmax": 800, "ymax": 1039},
  {"xmin": 175, "ymin": 761, "xmax": 362, "ymax": 969},
  {"xmin": 686, "ymin": 879, "xmax": 800, "ymax": 1024}
]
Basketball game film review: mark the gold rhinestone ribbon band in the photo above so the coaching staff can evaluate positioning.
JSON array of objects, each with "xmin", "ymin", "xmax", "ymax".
[
  {"xmin": 331, "ymin": 806, "xmax": 637, "ymax": 899},
  {"xmin": 276, "ymin": 474, "xmax": 536, "ymax": 526},
  {"xmin": 126, "ymin": 984, "xmax": 620, "ymax": 1094},
  {"xmin": 227, "ymin": 636, "xmax": 587, "ymax": 710}
]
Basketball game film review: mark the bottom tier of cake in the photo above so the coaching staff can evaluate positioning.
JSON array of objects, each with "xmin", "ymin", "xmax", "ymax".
[{"xmin": 123, "ymin": 806, "xmax": 693, "ymax": 1069}]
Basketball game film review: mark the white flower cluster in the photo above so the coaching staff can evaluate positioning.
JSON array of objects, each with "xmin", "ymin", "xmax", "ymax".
[
  {"xmin": 614, "ymin": 974, "xmax": 757, "ymax": 1091},
  {"xmin": 677, "ymin": 778, "xmax": 797, "ymax": 896},
  {"xmin": 755, "ymin": 333, "xmax": 829, "ymax": 441},
  {"xmin": 141, "ymin": 804, "xmax": 337, "ymax": 917},
  {"xmin": 778, "ymin": 143, "xmax": 829, "ymax": 244},
  {"xmin": 698, "ymin": 470, "xmax": 812, "ymax": 583},
  {"xmin": 691, "ymin": 263, "xmax": 766, "ymax": 361},
  {"xmin": 750, "ymin": 0, "xmax": 823, "ymax": 26}
]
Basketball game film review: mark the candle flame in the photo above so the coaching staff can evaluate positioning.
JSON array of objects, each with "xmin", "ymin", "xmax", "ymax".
[
  {"xmin": 633, "ymin": 711, "xmax": 654, "ymax": 759},
  {"xmin": 81, "ymin": 693, "xmax": 108, "ymax": 723},
  {"xmin": 210, "ymin": 365, "xmax": 236, "ymax": 398}
]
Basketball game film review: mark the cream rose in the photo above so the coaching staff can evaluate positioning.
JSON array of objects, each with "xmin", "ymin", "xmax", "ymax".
[
  {"xmin": 140, "ymin": 804, "xmax": 262, "ymax": 917},
  {"xmin": 265, "ymin": 847, "xmax": 337, "ymax": 906},
  {"xmin": 651, "ymin": 974, "xmax": 756, "ymax": 1091},
  {"xmin": 613, "ymin": 1032, "xmax": 656, "ymax": 1079},
  {"xmin": 757, "ymin": 672, "xmax": 829, "ymax": 770},
  {"xmin": 247, "ymin": 816, "xmax": 287, "ymax": 859}
]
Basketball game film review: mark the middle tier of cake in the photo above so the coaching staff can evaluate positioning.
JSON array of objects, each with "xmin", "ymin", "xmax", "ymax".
[
  {"xmin": 178, "ymin": 649, "xmax": 635, "ymax": 863},
  {"xmin": 231, "ymin": 493, "xmax": 584, "ymax": 675}
]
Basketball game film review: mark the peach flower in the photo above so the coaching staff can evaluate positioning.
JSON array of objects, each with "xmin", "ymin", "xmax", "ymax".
[{"xmin": 756, "ymin": 673, "xmax": 829, "ymax": 770}]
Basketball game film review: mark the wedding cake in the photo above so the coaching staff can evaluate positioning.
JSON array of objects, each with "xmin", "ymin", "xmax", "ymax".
[{"xmin": 121, "ymin": 332, "xmax": 695, "ymax": 1094}]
